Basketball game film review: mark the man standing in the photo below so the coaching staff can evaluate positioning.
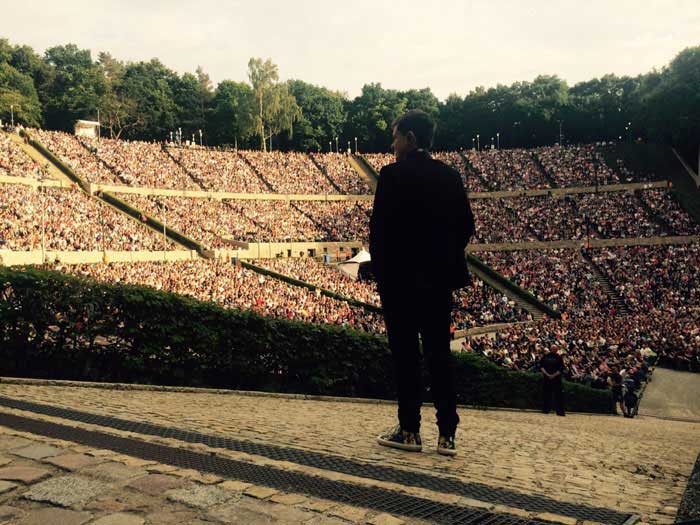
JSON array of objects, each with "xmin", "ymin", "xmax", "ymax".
[
  {"xmin": 370, "ymin": 110, "xmax": 475, "ymax": 456},
  {"xmin": 540, "ymin": 345, "xmax": 566, "ymax": 416}
]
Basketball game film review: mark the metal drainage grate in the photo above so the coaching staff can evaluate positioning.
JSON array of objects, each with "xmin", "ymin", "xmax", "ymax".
[
  {"xmin": 0, "ymin": 395, "xmax": 631, "ymax": 524},
  {"xmin": 0, "ymin": 411, "xmax": 545, "ymax": 525}
]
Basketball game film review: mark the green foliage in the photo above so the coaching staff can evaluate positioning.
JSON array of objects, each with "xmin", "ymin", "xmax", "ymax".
[
  {"xmin": 247, "ymin": 57, "xmax": 301, "ymax": 151},
  {"xmin": 0, "ymin": 266, "xmax": 611, "ymax": 412},
  {"xmin": 118, "ymin": 59, "xmax": 178, "ymax": 140},
  {"xmin": 209, "ymin": 80, "xmax": 256, "ymax": 146},
  {"xmin": 41, "ymin": 44, "xmax": 107, "ymax": 130},
  {"xmin": 0, "ymin": 35, "xmax": 697, "ymax": 160},
  {"xmin": 281, "ymin": 80, "xmax": 346, "ymax": 152},
  {"xmin": 0, "ymin": 63, "xmax": 42, "ymax": 127}
]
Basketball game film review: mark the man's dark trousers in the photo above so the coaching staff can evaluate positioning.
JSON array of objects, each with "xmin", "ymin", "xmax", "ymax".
[
  {"xmin": 542, "ymin": 377, "xmax": 564, "ymax": 415},
  {"xmin": 380, "ymin": 285, "xmax": 459, "ymax": 437}
]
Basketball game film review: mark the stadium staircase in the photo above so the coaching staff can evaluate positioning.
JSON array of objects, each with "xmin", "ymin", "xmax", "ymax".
[
  {"xmin": 348, "ymin": 154, "xmax": 378, "ymax": 191},
  {"xmin": 307, "ymin": 154, "xmax": 343, "ymax": 193},
  {"xmin": 162, "ymin": 147, "xmax": 208, "ymax": 190},
  {"xmin": 578, "ymin": 249, "xmax": 631, "ymax": 316},
  {"xmin": 237, "ymin": 153, "xmax": 276, "ymax": 191},
  {"xmin": 530, "ymin": 152, "xmax": 559, "ymax": 188},
  {"xmin": 458, "ymin": 152, "xmax": 494, "ymax": 191}
]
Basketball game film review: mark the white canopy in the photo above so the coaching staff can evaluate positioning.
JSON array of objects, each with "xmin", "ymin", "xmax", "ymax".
[{"xmin": 337, "ymin": 248, "xmax": 371, "ymax": 280}]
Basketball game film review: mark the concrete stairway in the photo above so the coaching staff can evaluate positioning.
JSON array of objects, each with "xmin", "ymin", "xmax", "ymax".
[
  {"xmin": 578, "ymin": 249, "xmax": 630, "ymax": 316},
  {"xmin": 347, "ymin": 154, "xmax": 378, "ymax": 192}
]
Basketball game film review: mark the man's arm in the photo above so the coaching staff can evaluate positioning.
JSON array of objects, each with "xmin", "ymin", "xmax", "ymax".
[
  {"xmin": 369, "ymin": 167, "xmax": 390, "ymax": 286},
  {"xmin": 451, "ymin": 172, "xmax": 475, "ymax": 248}
]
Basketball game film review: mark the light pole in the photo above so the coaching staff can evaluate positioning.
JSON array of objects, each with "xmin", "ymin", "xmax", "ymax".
[
  {"xmin": 10, "ymin": 105, "xmax": 14, "ymax": 127},
  {"xmin": 97, "ymin": 108, "xmax": 100, "ymax": 140},
  {"xmin": 472, "ymin": 137, "xmax": 475, "ymax": 150},
  {"xmin": 625, "ymin": 122, "xmax": 631, "ymax": 143},
  {"xmin": 169, "ymin": 131, "xmax": 173, "ymax": 143},
  {"xmin": 347, "ymin": 140, "xmax": 350, "ymax": 153},
  {"xmin": 476, "ymin": 134, "xmax": 480, "ymax": 151},
  {"xmin": 496, "ymin": 132, "xmax": 500, "ymax": 150},
  {"xmin": 558, "ymin": 120, "xmax": 563, "ymax": 146},
  {"xmin": 178, "ymin": 127, "xmax": 182, "ymax": 145},
  {"xmin": 329, "ymin": 141, "xmax": 332, "ymax": 153},
  {"xmin": 40, "ymin": 187, "xmax": 46, "ymax": 262},
  {"xmin": 354, "ymin": 137, "xmax": 358, "ymax": 153},
  {"xmin": 490, "ymin": 137, "xmax": 494, "ymax": 149},
  {"xmin": 335, "ymin": 136, "xmax": 338, "ymax": 154},
  {"xmin": 199, "ymin": 129, "xmax": 203, "ymax": 146}
]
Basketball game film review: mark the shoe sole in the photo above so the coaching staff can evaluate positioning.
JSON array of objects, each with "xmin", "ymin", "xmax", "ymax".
[
  {"xmin": 376, "ymin": 437, "xmax": 422, "ymax": 452},
  {"xmin": 437, "ymin": 447, "xmax": 457, "ymax": 457}
]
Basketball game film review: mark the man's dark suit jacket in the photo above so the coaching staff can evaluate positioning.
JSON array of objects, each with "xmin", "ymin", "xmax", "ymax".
[{"xmin": 369, "ymin": 149, "xmax": 476, "ymax": 293}]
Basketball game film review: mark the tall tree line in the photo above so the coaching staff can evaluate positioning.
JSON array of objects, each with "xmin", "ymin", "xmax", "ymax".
[{"xmin": 0, "ymin": 38, "xmax": 698, "ymax": 162}]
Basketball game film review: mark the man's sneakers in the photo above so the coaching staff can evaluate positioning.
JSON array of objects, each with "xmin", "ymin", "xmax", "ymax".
[
  {"xmin": 376, "ymin": 425, "xmax": 422, "ymax": 452},
  {"xmin": 437, "ymin": 435, "xmax": 457, "ymax": 456},
  {"xmin": 377, "ymin": 425, "xmax": 457, "ymax": 456}
]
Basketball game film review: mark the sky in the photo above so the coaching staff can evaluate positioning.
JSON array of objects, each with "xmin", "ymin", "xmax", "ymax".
[{"xmin": 2, "ymin": 0, "xmax": 699, "ymax": 100}]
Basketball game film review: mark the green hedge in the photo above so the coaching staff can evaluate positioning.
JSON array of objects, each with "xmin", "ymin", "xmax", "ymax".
[{"xmin": 0, "ymin": 266, "xmax": 612, "ymax": 412}]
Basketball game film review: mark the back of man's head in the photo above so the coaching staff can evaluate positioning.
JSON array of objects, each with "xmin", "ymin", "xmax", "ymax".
[{"xmin": 392, "ymin": 110, "xmax": 435, "ymax": 150}]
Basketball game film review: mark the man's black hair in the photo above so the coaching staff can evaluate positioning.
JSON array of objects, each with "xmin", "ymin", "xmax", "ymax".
[{"xmin": 392, "ymin": 109, "xmax": 435, "ymax": 149}]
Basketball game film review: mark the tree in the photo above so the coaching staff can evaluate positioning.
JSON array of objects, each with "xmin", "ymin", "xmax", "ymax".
[
  {"xmin": 118, "ymin": 59, "xmax": 178, "ymax": 140},
  {"xmin": 208, "ymin": 80, "xmax": 256, "ymax": 146},
  {"xmin": 42, "ymin": 44, "xmax": 106, "ymax": 130},
  {"xmin": 283, "ymin": 80, "xmax": 346, "ymax": 151},
  {"xmin": 0, "ymin": 63, "xmax": 42, "ymax": 127},
  {"xmin": 345, "ymin": 83, "xmax": 407, "ymax": 153},
  {"xmin": 247, "ymin": 58, "xmax": 300, "ymax": 151}
]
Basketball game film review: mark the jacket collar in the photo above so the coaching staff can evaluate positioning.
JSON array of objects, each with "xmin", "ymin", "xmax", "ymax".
[{"xmin": 405, "ymin": 148, "xmax": 431, "ymax": 161}]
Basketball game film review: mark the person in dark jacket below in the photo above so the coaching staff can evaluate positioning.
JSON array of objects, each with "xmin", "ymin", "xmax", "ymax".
[
  {"xmin": 370, "ymin": 110, "xmax": 475, "ymax": 456},
  {"xmin": 540, "ymin": 345, "xmax": 566, "ymax": 416}
]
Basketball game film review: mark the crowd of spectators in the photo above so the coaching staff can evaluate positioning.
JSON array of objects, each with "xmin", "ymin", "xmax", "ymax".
[
  {"xmin": 0, "ymin": 184, "xmax": 172, "ymax": 251},
  {"xmin": 294, "ymin": 201, "xmax": 371, "ymax": 242},
  {"xmin": 60, "ymin": 260, "xmax": 385, "ymax": 333},
  {"xmin": 535, "ymin": 145, "xmax": 619, "ymax": 187},
  {"xmin": 86, "ymin": 137, "xmax": 200, "ymax": 190},
  {"xmin": 120, "ymin": 195, "xmax": 372, "ymax": 246},
  {"xmin": 254, "ymin": 257, "xmax": 381, "ymax": 306},
  {"xmin": 432, "ymin": 151, "xmax": 489, "ymax": 193},
  {"xmin": 466, "ymin": 148, "xmax": 552, "ymax": 191},
  {"xmin": 508, "ymin": 195, "xmax": 587, "ymax": 241},
  {"xmin": 452, "ymin": 279, "xmax": 532, "ymax": 329},
  {"xmin": 239, "ymin": 150, "xmax": 336, "ymax": 194},
  {"xmin": 310, "ymin": 153, "xmax": 373, "ymax": 194},
  {"xmin": 470, "ymin": 199, "xmax": 539, "ymax": 244},
  {"xmin": 0, "ymin": 133, "xmax": 52, "ymax": 180},
  {"xmin": 31, "ymin": 130, "xmax": 122, "ymax": 185},
  {"xmin": 576, "ymin": 191, "xmax": 664, "ymax": 238},
  {"xmin": 364, "ymin": 153, "xmax": 394, "ymax": 173},
  {"xmin": 169, "ymin": 147, "xmax": 268, "ymax": 193},
  {"xmin": 253, "ymin": 256, "xmax": 530, "ymax": 330},
  {"xmin": 591, "ymin": 244, "xmax": 700, "ymax": 316},
  {"xmin": 638, "ymin": 189, "xmax": 700, "ymax": 235},
  {"xmin": 477, "ymin": 249, "xmax": 615, "ymax": 317}
]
